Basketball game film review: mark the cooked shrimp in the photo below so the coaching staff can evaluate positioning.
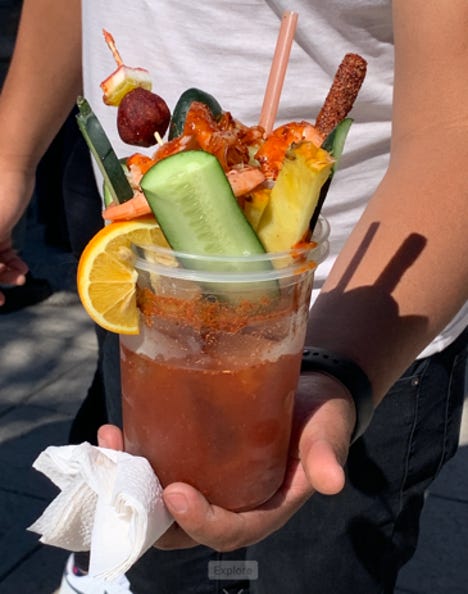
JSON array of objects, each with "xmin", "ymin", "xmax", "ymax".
[
  {"xmin": 151, "ymin": 134, "xmax": 201, "ymax": 164},
  {"xmin": 182, "ymin": 102, "xmax": 266, "ymax": 170},
  {"xmin": 227, "ymin": 166, "xmax": 265, "ymax": 197},
  {"xmin": 126, "ymin": 153, "xmax": 155, "ymax": 176},
  {"xmin": 123, "ymin": 104, "xmax": 265, "ymax": 178},
  {"xmin": 103, "ymin": 190, "xmax": 150, "ymax": 221},
  {"xmin": 123, "ymin": 137, "xmax": 201, "ymax": 186},
  {"xmin": 255, "ymin": 121, "xmax": 324, "ymax": 179},
  {"xmin": 183, "ymin": 102, "xmax": 218, "ymax": 147}
]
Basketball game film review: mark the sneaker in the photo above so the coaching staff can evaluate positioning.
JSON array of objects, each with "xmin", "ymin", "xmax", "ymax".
[{"xmin": 56, "ymin": 554, "xmax": 133, "ymax": 594}]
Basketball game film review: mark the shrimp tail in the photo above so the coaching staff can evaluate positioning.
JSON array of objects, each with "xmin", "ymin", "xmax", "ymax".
[{"xmin": 102, "ymin": 191, "xmax": 151, "ymax": 221}]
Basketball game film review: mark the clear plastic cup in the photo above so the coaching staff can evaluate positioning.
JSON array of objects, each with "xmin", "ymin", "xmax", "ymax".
[{"xmin": 120, "ymin": 217, "xmax": 329, "ymax": 511}]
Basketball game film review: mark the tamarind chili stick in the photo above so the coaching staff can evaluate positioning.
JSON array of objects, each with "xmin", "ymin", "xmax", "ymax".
[{"xmin": 315, "ymin": 53, "xmax": 367, "ymax": 139}]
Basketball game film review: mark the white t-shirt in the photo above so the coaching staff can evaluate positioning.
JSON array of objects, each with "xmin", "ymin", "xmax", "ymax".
[{"xmin": 81, "ymin": 0, "xmax": 466, "ymax": 358}]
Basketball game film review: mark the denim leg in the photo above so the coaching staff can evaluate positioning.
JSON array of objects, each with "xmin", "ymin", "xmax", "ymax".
[
  {"xmin": 62, "ymin": 125, "xmax": 109, "ymax": 444},
  {"xmin": 127, "ymin": 546, "xmax": 249, "ymax": 594},
  {"xmin": 62, "ymin": 126, "xmax": 104, "ymax": 261},
  {"xmin": 246, "ymin": 328, "xmax": 467, "ymax": 594},
  {"xmin": 101, "ymin": 329, "xmax": 123, "ymax": 427}
]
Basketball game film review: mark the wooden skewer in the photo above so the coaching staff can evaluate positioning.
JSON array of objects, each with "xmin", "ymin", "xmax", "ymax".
[{"xmin": 103, "ymin": 29, "xmax": 124, "ymax": 67}]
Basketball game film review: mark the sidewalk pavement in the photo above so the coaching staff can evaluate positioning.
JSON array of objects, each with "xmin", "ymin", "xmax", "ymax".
[{"xmin": 0, "ymin": 214, "xmax": 467, "ymax": 593}]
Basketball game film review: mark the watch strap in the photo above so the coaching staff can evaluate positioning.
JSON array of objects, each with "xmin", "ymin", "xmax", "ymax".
[{"xmin": 300, "ymin": 347, "xmax": 374, "ymax": 442}]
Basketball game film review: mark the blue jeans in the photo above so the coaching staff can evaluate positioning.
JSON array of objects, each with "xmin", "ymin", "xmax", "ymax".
[
  {"xmin": 125, "ymin": 327, "xmax": 467, "ymax": 594},
  {"xmin": 63, "ymin": 123, "xmax": 109, "ymax": 446}
]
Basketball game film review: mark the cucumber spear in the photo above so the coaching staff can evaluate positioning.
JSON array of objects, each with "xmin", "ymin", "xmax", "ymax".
[
  {"xmin": 309, "ymin": 117, "xmax": 353, "ymax": 232},
  {"xmin": 76, "ymin": 96, "xmax": 133, "ymax": 204}
]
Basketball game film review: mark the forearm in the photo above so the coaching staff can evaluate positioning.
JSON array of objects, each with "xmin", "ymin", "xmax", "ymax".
[
  {"xmin": 306, "ymin": 0, "xmax": 468, "ymax": 406},
  {"xmin": 0, "ymin": 0, "xmax": 82, "ymax": 171},
  {"xmin": 0, "ymin": 0, "xmax": 82, "ymax": 236},
  {"xmin": 307, "ymin": 153, "xmax": 467, "ymax": 405}
]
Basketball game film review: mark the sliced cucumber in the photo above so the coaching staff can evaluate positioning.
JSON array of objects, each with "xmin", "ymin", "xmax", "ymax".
[
  {"xmin": 321, "ymin": 117, "xmax": 353, "ymax": 171},
  {"xmin": 141, "ymin": 150, "xmax": 265, "ymax": 258},
  {"xmin": 103, "ymin": 159, "xmax": 129, "ymax": 207},
  {"xmin": 140, "ymin": 150, "xmax": 278, "ymax": 301},
  {"xmin": 309, "ymin": 118, "xmax": 353, "ymax": 232},
  {"xmin": 76, "ymin": 97, "xmax": 133, "ymax": 204},
  {"xmin": 169, "ymin": 88, "xmax": 222, "ymax": 140}
]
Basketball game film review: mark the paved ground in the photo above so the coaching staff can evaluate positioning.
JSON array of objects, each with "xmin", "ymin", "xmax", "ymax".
[{"xmin": 0, "ymin": 217, "xmax": 96, "ymax": 593}]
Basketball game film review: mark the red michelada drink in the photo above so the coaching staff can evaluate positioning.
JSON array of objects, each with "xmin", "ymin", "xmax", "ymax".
[
  {"xmin": 120, "ymin": 217, "xmax": 329, "ymax": 511},
  {"xmin": 75, "ymin": 22, "xmax": 365, "ymax": 513}
]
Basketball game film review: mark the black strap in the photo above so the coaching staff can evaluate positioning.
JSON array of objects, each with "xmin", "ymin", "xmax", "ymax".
[{"xmin": 301, "ymin": 347, "xmax": 374, "ymax": 442}]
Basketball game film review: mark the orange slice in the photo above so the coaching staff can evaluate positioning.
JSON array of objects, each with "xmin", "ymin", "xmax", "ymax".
[{"xmin": 77, "ymin": 217, "xmax": 169, "ymax": 334}]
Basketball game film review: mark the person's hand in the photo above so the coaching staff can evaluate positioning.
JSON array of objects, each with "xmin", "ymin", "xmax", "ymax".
[
  {"xmin": 0, "ymin": 164, "xmax": 36, "ymax": 305},
  {"xmin": 0, "ymin": 238, "xmax": 29, "ymax": 305},
  {"xmin": 98, "ymin": 372, "xmax": 356, "ymax": 552}
]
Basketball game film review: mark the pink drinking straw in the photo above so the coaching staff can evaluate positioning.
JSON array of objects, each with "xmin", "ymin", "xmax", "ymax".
[{"xmin": 259, "ymin": 11, "xmax": 298, "ymax": 135}]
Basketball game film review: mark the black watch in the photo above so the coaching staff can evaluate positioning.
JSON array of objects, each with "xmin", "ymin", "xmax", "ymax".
[{"xmin": 301, "ymin": 347, "xmax": 374, "ymax": 443}]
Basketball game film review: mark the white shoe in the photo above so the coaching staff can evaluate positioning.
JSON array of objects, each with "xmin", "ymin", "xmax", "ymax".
[{"xmin": 57, "ymin": 554, "xmax": 133, "ymax": 594}]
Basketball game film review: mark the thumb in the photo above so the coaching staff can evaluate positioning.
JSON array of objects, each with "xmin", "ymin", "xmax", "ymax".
[
  {"xmin": 297, "ymin": 373, "xmax": 356, "ymax": 495},
  {"xmin": 302, "ymin": 438, "xmax": 346, "ymax": 495},
  {"xmin": 97, "ymin": 424, "xmax": 124, "ymax": 450}
]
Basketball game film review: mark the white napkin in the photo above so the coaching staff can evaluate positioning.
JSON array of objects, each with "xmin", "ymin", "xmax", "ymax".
[{"xmin": 28, "ymin": 442, "xmax": 174, "ymax": 581}]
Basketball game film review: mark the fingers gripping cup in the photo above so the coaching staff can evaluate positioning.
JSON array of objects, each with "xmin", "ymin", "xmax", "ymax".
[{"xmin": 120, "ymin": 217, "xmax": 329, "ymax": 511}]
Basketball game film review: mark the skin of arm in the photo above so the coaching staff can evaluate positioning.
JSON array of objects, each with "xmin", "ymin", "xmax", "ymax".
[
  {"xmin": 306, "ymin": 0, "xmax": 468, "ymax": 406},
  {"xmin": 97, "ymin": 0, "xmax": 468, "ymax": 552},
  {"xmin": 0, "ymin": 0, "xmax": 82, "ymax": 300}
]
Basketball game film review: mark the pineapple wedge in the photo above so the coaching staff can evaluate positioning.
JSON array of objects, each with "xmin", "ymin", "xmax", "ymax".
[
  {"xmin": 256, "ymin": 142, "xmax": 334, "ymax": 252},
  {"xmin": 243, "ymin": 187, "xmax": 271, "ymax": 230}
]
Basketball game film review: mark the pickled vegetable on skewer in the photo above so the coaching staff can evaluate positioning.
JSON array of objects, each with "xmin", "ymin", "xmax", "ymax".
[
  {"xmin": 100, "ymin": 29, "xmax": 171, "ymax": 147},
  {"xmin": 100, "ymin": 29, "xmax": 152, "ymax": 106}
]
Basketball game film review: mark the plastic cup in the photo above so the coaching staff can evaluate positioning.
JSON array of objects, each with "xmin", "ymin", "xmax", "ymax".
[{"xmin": 120, "ymin": 217, "xmax": 329, "ymax": 511}]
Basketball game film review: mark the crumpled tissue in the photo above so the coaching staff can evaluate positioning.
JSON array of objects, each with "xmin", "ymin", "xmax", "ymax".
[{"xmin": 28, "ymin": 442, "xmax": 174, "ymax": 581}]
